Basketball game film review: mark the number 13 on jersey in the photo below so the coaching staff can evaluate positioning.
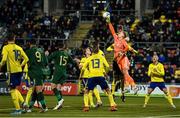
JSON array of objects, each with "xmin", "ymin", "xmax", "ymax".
[{"xmin": 91, "ymin": 59, "xmax": 100, "ymax": 68}]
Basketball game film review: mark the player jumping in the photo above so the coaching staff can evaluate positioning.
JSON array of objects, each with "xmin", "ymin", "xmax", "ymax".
[{"xmin": 105, "ymin": 15, "xmax": 139, "ymax": 94}]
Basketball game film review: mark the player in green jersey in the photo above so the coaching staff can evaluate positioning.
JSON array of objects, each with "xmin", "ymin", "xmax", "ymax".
[
  {"xmin": 25, "ymin": 39, "xmax": 48, "ymax": 113},
  {"xmin": 48, "ymin": 42, "xmax": 77, "ymax": 110}
]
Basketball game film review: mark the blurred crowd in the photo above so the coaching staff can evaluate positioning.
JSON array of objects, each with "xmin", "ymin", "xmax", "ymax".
[
  {"xmin": 0, "ymin": 0, "xmax": 179, "ymax": 83},
  {"xmin": 87, "ymin": 15, "xmax": 179, "ymax": 44},
  {"xmin": 84, "ymin": 0, "xmax": 180, "ymax": 83},
  {"xmin": 63, "ymin": 0, "xmax": 135, "ymax": 20},
  {"xmin": 63, "ymin": 0, "xmax": 135, "ymax": 11},
  {"xmin": 0, "ymin": 0, "xmax": 79, "ymax": 39},
  {"xmin": 153, "ymin": 0, "xmax": 179, "ymax": 19}
]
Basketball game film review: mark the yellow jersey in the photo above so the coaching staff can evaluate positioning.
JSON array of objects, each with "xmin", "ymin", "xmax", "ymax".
[
  {"xmin": 80, "ymin": 57, "xmax": 89, "ymax": 78},
  {"xmin": 97, "ymin": 49, "xmax": 104, "ymax": 56},
  {"xmin": 82, "ymin": 53, "xmax": 109, "ymax": 78},
  {"xmin": 148, "ymin": 62, "xmax": 165, "ymax": 82},
  {"xmin": 0, "ymin": 43, "xmax": 29, "ymax": 73},
  {"xmin": 23, "ymin": 64, "xmax": 28, "ymax": 73},
  {"xmin": 174, "ymin": 69, "xmax": 180, "ymax": 79},
  {"xmin": 23, "ymin": 64, "xmax": 30, "ymax": 80}
]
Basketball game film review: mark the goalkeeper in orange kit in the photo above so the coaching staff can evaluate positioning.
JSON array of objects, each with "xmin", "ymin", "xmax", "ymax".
[{"xmin": 105, "ymin": 13, "xmax": 139, "ymax": 94}]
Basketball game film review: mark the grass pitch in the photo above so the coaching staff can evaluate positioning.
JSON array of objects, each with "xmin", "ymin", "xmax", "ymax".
[{"xmin": 0, "ymin": 95, "xmax": 180, "ymax": 117}]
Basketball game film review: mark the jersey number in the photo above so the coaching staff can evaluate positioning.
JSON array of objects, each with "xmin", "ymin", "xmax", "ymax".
[
  {"xmin": 13, "ymin": 50, "xmax": 21, "ymax": 61},
  {"xmin": 91, "ymin": 59, "xmax": 100, "ymax": 68},
  {"xmin": 35, "ymin": 51, "xmax": 42, "ymax": 62},
  {"xmin": 60, "ymin": 56, "xmax": 67, "ymax": 66}
]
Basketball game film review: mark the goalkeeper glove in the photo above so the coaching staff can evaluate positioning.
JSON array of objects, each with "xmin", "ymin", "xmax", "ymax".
[{"xmin": 106, "ymin": 17, "xmax": 110, "ymax": 23}]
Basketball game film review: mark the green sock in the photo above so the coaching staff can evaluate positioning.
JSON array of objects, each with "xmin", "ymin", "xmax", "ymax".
[
  {"xmin": 29, "ymin": 91, "xmax": 37, "ymax": 109},
  {"xmin": 37, "ymin": 92, "xmax": 46, "ymax": 109},
  {"xmin": 53, "ymin": 88, "xmax": 62, "ymax": 102}
]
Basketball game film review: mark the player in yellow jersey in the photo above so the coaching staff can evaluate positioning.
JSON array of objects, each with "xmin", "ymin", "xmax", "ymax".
[
  {"xmin": 79, "ymin": 47, "xmax": 102, "ymax": 108},
  {"xmin": 143, "ymin": 54, "xmax": 176, "ymax": 108},
  {"xmin": 0, "ymin": 33, "xmax": 29, "ymax": 115},
  {"xmin": 80, "ymin": 41, "xmax": 117, "ymax": 112},
  {"xmin": 98, "ymin": 49, "xmax": 105, "ymax": 56},
  {"xmin": 91, "ymin": 41, "xmax": 104, "ymax": 107}
]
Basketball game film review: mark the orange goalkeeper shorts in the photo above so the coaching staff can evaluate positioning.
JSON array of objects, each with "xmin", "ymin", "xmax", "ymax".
[{"xmin": 116, "ymin": 56, "xmax": 130, "ymax": 70}]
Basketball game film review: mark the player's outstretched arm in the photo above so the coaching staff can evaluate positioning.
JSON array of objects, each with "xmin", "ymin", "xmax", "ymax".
[
  {"xmin": 128, "ymin": 44, "xmax": 138, "ymax": 54},
  {"xmin": 106, "ymin": 44, "xmax": 114, "ymax": 52},
  {"xmin": 108, "ymin": 22, "xmax": 116, "ymax": 38},
  {"xmin": 102, "ymin": 11, "xmax": 119, "ymax": 43}
]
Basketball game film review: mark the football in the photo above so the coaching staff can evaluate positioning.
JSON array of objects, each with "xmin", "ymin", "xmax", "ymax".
[{"xmin": 102, "ymin": 11, "xmax": 110, "ymax": 18}]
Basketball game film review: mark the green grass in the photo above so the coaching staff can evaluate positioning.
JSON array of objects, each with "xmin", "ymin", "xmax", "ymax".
[{"xmin": 0, "ymin": 95, "xmax": 180, "ymax": 117}]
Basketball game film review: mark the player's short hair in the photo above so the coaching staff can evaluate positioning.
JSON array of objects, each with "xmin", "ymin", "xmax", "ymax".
[
  {"xmin": 6, "ymin": 33, "xmax": 16, "ymax": 41},
  {"xmin": 117, "ymin": 31, "xmax": 126, "ymax": 38},
  {"xmin": 152, "ymin": 53, "xmax": 159, "ymax": 60},
  {"xmin": 92, "ymin": 40, "xmax": 99, "ymax": 53},
  {"xmin": 57, "ymin": 42, "xmax": 65, "ymax": 49},
  {"xmin": 117, "ymin": 25, "xmax": 123, "ymax": 32}
]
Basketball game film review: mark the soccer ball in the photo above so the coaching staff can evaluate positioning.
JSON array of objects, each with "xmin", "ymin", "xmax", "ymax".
[{"xmin": 102, "ymin": 12, "xmax": 110, "ymax": 18}]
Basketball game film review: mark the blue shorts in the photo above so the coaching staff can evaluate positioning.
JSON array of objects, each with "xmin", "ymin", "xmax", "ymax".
[
  {"xmin": 87, "ymin": 77, "xmax": 109, "ymax": 90},
  {"xmin": 148, "ymin": 82, "xmax": 166, "ymax": 90},
  {"xmin": 81, "ymin": 78, "xmax": 88, "ymax": 88},
  {"xmin": 25, "ymin": 78, "xmax": 34, "ymax": 87},
  {"xmin": 9, "ymin": 72, "xmax": 23, "ymax": 88}
]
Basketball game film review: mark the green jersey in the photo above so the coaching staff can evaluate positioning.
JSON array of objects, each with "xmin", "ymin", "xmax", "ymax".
[
  {"xmin": 26, "ymin": 46, "xmax": 47, "ymax": 80},
  {"xmin": 48, "ymin": 50, "xmax": 75, "ymax": 84}
]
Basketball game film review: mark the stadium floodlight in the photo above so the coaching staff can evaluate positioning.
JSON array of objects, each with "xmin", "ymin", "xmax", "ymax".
[{"xmin": 97, "ymin": 0, "xmax": 106, "ymax": 4}]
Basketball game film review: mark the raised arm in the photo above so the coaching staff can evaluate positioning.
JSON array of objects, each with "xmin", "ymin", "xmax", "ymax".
[
  {"xmin": 128, "ymin": 44, "xmax": 138, "ymax": 54},
  {"xmin": 108, "ymin": 23, "xmax": 117, "ymax": 40}
]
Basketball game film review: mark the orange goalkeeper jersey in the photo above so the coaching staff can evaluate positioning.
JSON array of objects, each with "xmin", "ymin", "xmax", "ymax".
[{"xmin": 108, "ymin": 23, "xmax": 129, "ymax": 59}]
